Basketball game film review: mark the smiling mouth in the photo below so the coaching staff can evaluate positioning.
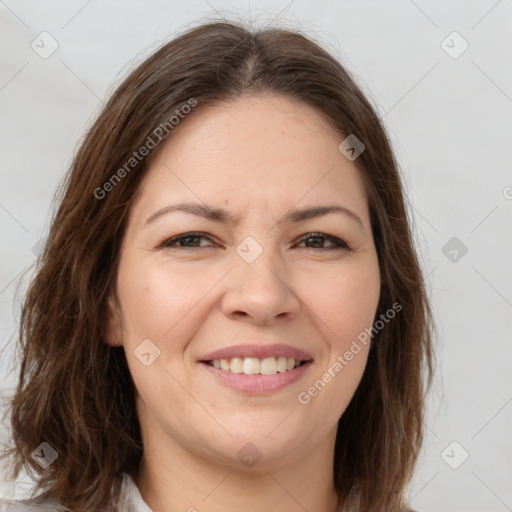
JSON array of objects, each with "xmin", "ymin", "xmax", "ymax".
[{"xmin": 203, "ymin": 356, "xmax": 311, "ymax": 375}]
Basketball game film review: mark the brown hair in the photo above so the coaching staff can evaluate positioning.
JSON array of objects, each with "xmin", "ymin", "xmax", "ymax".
[{"xmin": 1, "ymin": 20, "xmax": 434, "ymax": 512}]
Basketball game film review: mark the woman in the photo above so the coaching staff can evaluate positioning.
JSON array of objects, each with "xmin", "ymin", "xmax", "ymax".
[{"xmin": 1, "ymin": 20, "xmax": 434, "ymax": 512}]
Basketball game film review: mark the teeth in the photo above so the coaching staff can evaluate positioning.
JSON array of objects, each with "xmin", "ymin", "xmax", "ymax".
[
  {"xmin": 209, "ymin": 356, "xmax": 304, "ymax": 375},
  {"xmin": 242, "ymin": 357, "xmax": 260, "ymax": 375},
  {"xmin": 260, "ymin": 357, "xmax": 277, "ymax": 375},
  {"xmin": 230, "ymin": 357, "xmax": 243, "ymax": 373},
  {"xmin": 276, "ymin": 356, "xmax": 287, "ymax": 373}
]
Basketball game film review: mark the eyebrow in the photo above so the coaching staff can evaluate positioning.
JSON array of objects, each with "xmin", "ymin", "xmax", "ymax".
[{"xmin": 145, "ymin": 202, "xmax": 364, "ymax": 228}]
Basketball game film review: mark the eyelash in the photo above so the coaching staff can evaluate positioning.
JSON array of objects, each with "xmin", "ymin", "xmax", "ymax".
[{"xmin": 160, "ymin": 232, "xmax": 350, "ymax": 251}]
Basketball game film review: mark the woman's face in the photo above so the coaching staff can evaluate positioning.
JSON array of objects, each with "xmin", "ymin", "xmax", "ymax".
[{"xmin": 107, "ymin": 93, "xmax": 380, "ymax": 470}]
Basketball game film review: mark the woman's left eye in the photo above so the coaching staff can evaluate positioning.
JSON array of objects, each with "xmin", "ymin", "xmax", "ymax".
[
  {"xmin": 295, "ymin": 233, "xmax": 349, "ymax": 250},
  {"xmin": 160, "ymin": 232, "xmax": 349, "ymax": 250}
]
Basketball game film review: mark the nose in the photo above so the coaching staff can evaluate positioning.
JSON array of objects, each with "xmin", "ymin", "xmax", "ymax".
[{"xmin": 220, "ymin": 249, "xmax": 301, "ymax": 325}]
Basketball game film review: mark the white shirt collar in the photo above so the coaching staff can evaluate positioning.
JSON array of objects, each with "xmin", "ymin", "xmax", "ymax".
[{"xmin": 120, "ymin": 473, "xmax": 153, "ymax": 512}]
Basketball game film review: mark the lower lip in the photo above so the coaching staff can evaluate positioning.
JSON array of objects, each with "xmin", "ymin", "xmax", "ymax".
[{"xmin": 200, "ymin": 361, "xmax": 313, "ymax": 395}]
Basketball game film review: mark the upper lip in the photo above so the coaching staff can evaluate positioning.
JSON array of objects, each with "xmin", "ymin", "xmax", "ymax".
[{"xmin": 199, "ymin": 343, "xmax": 313, "ymax": 362}]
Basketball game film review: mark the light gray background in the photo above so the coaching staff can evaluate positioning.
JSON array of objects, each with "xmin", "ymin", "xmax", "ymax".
[{"xmin": 1, "ymin": 1, "xmax": 511, "ymax": 511}]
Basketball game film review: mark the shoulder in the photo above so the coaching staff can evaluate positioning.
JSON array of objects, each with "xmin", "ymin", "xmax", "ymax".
[
  {"xmin": 1, "ymin": 473, "xmax": 148, "ymax": 512},
  {"xmin": 0, "ymin": 497, "xmax": 63, "ymax": 511}
]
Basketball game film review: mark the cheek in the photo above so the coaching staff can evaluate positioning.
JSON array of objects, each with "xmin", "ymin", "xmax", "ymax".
[
  {"xmin": 325, "ymin": 260, "xmax": 380, "ymax": 409},
  {"xmin": 299, "ymin": 257, "xmax": 381, "ymax": 348},
  {"xmin": 294, "ymin": 256, "xmax": 379, "ymax": 411},
  {"xmin": 116, "ymin": 259, "xmax": 218, "ymax": 345},
  {"xmin": 296, "ymin": 262, "xmax": 378, "ymax": 426}
]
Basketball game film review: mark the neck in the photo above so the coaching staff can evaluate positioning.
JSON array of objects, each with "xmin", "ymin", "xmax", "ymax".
[{"xmin": 134, "ymin": 422, "xmax": 341, "ymax": 512}]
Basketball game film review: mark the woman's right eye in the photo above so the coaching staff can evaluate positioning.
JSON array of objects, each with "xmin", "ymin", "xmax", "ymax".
[{"xmin": 161, "ymin": 232, "xmax": 215, "ymax": 248}]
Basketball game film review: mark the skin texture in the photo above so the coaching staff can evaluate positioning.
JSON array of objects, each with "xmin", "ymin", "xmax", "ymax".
[{"xmin": 105, "ymin": 93, "xmax": 381, "ymax": 512}]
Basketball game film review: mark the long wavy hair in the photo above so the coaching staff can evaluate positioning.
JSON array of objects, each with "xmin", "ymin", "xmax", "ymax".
[{"xmin": 1, "ymin": 20, "xmax": 434, "ymax": 512}]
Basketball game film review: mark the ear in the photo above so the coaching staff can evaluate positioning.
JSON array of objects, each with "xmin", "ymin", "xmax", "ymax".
[{"xmin": 103, "ymin": 295, "xmax": 124, "ymax": 347}]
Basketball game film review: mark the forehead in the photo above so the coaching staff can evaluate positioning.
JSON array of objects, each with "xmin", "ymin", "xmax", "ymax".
[{"xmin": 131, "ymin": 93, "xmax": 370, "ymax": 226}]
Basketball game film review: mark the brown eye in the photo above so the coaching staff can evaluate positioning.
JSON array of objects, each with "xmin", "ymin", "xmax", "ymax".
[
  {"xmin": 161, "ymin": 233, "xmax": 214, "ymax": 248},
  {"xmin": 296, "ymin": 233, "xmax": 349, "ymax": 250}
]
